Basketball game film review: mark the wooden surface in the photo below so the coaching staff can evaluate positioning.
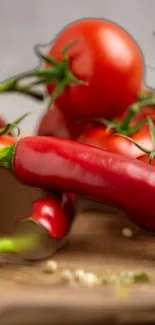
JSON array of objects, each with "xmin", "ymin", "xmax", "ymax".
[{"xmin": 1, "ymin": 168, "xmax": 155, "ymax": 324}]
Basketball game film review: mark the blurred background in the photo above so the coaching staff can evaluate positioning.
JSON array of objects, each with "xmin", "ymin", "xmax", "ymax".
[{"xmin": 0, "ymin": 0, "xmax": 154, "ymax": 134}]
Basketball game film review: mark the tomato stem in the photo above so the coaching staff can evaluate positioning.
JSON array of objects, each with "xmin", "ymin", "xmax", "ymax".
[
  {"xmin": 14, "ymin": 84, "xmax": 44, "ymax": 101},
  {"xmin": 120, "ymin": 95, "xmax": 155, "ymax": 130},
  {"xmin": 0, "ymin": 113, "xmax": 30, "ymax": 136},
  {"xmin": 96, "ymin": 117, "xmax": 150, "ymax": 136},
  {"xmin": 0, "ymin": 39, "xmax": 87, "ymax": 103},
  {"xmin": 120, "ymin": 110, "xmax": 135, "ymax": 131},
  {"xmin": 137, "ymin": 91, "xmax": 154, "ymax": 101},
  {"xmin": 0, "ymin": 77, "xmax": 44, "ymax": 101},
  {"xmin": 149, "ymin": 152, "xmax": 155, "ymax": 164},
  {"xmin": 147, "ymin": 117, "xmax": 155, "ymax": 149},
  {"xmin": 116, "ymin": 118, "xmax": 155, "ymax": 164},
  {"xmin": 0, "ymin": 235, "xmax": 39, "ymax": 253},
  {"xmin": 115, "ymin": 133, "xmax": 152, "ymax": 154}
]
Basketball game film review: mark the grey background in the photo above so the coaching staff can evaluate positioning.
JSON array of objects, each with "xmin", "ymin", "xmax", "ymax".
[{"xmin": 0, "ymin": 0, "xmax": 154, "ymax": 134}]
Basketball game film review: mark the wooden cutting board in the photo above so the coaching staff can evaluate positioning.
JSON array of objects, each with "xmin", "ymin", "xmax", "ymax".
[{"xmin": 1, "ymin": 167, "xmax": 155, "ymax": 325}]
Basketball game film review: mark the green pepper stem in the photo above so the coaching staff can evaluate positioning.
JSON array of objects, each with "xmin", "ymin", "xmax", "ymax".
[
  {"xmin": 0, "ymin": 144, "xmax": 16, "ymax": 170},
  {"xmin": 0, "ymin": 235, "xmax": 39, "ymax": 253}
]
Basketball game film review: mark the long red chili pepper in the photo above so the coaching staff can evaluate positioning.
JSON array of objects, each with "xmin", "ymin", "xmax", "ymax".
[
  {"xmin": 1, "ymin": 136, "xmax": 155, "ymax": 231},
  {"xmin": 0, "ymin": 193, "xmax": 75, "ymax": 259}
]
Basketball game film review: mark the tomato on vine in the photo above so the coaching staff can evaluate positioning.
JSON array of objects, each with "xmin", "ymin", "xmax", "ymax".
[{"xmin": 43, "ymin": 19, "xmax": 143, "ymax": 119}]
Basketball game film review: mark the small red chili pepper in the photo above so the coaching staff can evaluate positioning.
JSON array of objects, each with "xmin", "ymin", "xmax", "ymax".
[
  {"xmin": 0, "ymin": 193, "xmax": 75, "ymax": 259},
  {"xmin": 18, "ymin": 193, "xmax": 75, "ymax": 239},
  {"xmin": 1, "ymin": 136, "xmax": 155, "ymax": 232}
]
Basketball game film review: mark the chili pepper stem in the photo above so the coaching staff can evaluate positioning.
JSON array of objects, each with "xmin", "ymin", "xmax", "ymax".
[
  {"xmin": 0, "ymin": 215, "xmax": 42, "ymax": 254},
  {"xmin": 0, "ymin": 144, "xmax": 16, "ymax": 169},
  {"xmin": 0, "ymin": 235, "xmax": 39, "ymax": 253}
]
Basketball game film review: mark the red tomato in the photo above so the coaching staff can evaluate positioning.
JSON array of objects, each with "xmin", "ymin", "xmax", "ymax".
[
  {"xmin": 138, "ymin": 154, "xmax": 155, "ymax": 166},
  {"xmin": 0, "ymin": 115, "xmax": 8, "ymax": 129},
  {"xmin": 0, "ymin": 134, "xmax": 16, "ymax": 148},
  {"xmin": 78, "ymin": 123, "xmax": 153, "ymax": 159},
  {"xmin": 46, "ymin": 19, "xmax": 143, "ymax": 120},
  {"xmin": 120, "ymin": 106, "xmax": 155, "ymax": 124},
  {"xmin": 129, "ymin": 85, "xmax": 155, "ymax": 121},
  {"xmin": 133, "ymin": 107, "xmax": 155, "ymax": 122},
  {"xmin": 36, "ymin": 104, "xmax": 85, "ymax": 140}
]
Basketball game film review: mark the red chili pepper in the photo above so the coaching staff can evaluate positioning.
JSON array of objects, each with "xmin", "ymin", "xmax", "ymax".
[
  {"xmin": 18, "ymin": 193, "xmax": 75, "ymax": 239},
  {"xmin": 0, "ymin": 193, "xmax": 75, "ymax": 259},
  {"xmin": 1, "ymin": 136, "xmax": 155, "ymax": 232}
]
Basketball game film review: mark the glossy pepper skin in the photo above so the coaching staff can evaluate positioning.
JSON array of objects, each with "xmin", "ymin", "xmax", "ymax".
[
  {"xmin": 2, "ymin": 136, "xmax": 155, "ymax": 232},
  {"xmin": 17, "ymin": 193, "xmax": 75, "ymax": 239}
]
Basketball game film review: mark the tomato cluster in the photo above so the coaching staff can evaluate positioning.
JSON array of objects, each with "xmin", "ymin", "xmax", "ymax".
[{"xmin": 36, "ymin": 19, "xmax": 155, "ymax": 166}]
